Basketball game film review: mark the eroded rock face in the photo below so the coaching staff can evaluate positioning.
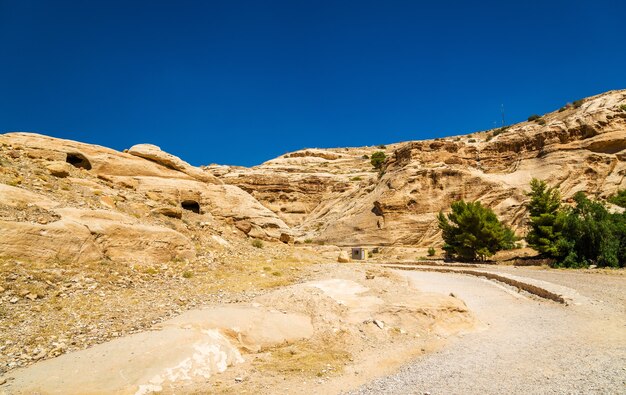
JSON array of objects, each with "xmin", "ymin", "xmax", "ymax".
[
  {"xmin": 208, "ymin": 89, "xmax": 626, "ymax": 246},
  {"xmin": 2, "ymin": 90, "xmax": 625, "ymax": 254},
  {"xmin": 0, "ymin": 132, "xmax": 292, "ymax": 266}
]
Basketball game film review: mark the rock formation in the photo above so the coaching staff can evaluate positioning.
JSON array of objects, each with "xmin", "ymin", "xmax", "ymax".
[
  {"xmin": 0, "ymin": 133, "xmax": 290, "ymax": 266},
  {"xmin": 1, "ymin": 89, "xmax": 625, "ymax": 266},
  {"xmin": 207, "ymin": 89, "xmax": 626, "ymax": 246}
]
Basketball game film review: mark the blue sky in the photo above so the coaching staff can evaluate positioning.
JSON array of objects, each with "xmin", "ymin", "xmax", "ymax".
[{"xmin": 1, "ymin": 1, "xmax": 625, "ymax": 166}]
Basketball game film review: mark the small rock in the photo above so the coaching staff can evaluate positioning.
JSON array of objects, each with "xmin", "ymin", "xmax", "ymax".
[
  {"xmin": 279, "ymin": 232, "xmax": 293, "ymax": 244},
  {"xmin": 0, "ymin": 378, "xmax": 7, "ymax": 386},
  {"xmin": 449, "ymin": 292, "xmax": 456, "ymax": 298},
  {"xmin": 151, "ymin": 206, "xmax": 182, "ymax": 219},
  {"xmin": 9, "ymin": 297, "xmax": 18, "ymax": 304},
  {"xmin": 234, "ymin": 377, "xmax": 244, "ymax": 383},
  {"xmin": 100, "ymin": 196, "xmax": 116, "ymax": 208},
  {"xmin": 235, "ymin": 220, "xmax": 252, "ymax": 234},
  {"xmin": 25, "ymin": 293, "xmax": 38, "ymax": 301},
  {"xmin": 337, "ymin": 251, "xmax": 351, "ymax": 263},
  {"xmin": 373, "ymin": 319, "xmax": 385, "ymax": 329},
  {"xmin": 46, "ymin": 162, "xmax": 72, "ymax": 178},
  {"xmin": 32, "ymin": 349, "xmax": 47, "ymax": 360}
]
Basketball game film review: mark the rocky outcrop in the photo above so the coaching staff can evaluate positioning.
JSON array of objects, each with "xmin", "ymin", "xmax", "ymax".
[
  {"xmin": 0, "ymin": 132, "xmax": 292, "ymax": 266},
  {"xmin": 209, "ymin": 89, "xmax": 626, "ymax": 246},
  {"xmin": 127, "ymin": 143, "xmax": 221, "ymax": 184},
  {"xmin": 2, "ymin": 90, "xmax": 625, "ymax": 254}
]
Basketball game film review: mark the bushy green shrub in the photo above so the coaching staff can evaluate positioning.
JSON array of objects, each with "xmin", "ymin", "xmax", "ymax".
[
  {"xmin": 554, "ymin": 193, "xmax": 624, "ymax": 268},
  {"xmin": 438, "ymin": 200, "xmax": 517, "ymax": 261},
  {"xmin": 427, "ymin": 247, "xmax": 436, "ymax": 256},
  {"xmin": 525, "ymin": 181, "xmax": 626, "ymax": 268},
  {"xmin": 370, "ymin": 151, "xmax": 386, "ymax": 170},
  {"xmin": 493, "ymin": 126, "xmax": 508, "ymax": 137},
  {"xmin": 527, "ymin": 114, "xmax": 541, "ymax": 122},
  {"xmin": 252, "ymin": 239, "xmax": 263, "ymax": 248},
  {"xmin": 620, "ymin": 104, "xmax": 626, "ymax": 112}
]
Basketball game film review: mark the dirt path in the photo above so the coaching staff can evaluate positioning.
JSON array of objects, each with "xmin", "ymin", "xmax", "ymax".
[{"xmin": 350, "ymin": 269, "xmax": 626, "ymax": 394}]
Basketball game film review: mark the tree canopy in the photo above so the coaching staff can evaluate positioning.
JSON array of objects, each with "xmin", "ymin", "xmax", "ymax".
[
  {"xmin": 437, "ymin": 200, "xmax": 516, "ymax": 262},
  {"xmin": 524, "ymin": 180, "xmax": 626, "ymax": 268},
  {"xmin": 526, "ymin": 178, "xmax": 563, "ymax": 256}
]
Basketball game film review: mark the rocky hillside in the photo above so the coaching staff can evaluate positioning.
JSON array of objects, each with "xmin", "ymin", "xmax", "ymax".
[
  {"xmin": 1, "ymin": 89, "xmax": 625, "ymax": 261},
  {"xmin": 0, "ymin": 134, "xmax": 296, "ymax": 266},
  {"xmin": 208, "ymin": 89, "xmax": 626, "ymax": 246}
]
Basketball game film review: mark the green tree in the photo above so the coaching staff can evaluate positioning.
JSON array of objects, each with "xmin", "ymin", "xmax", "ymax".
[
  {"xmin": 526, "ymin": 178, "xmax": 563, "ymax": 257},
  {"xmin": 370, "ymin": 151, "xmax": 386, "ymax": 170},
  {"xmin": 437, "ymin": 200, "xmax": 516, "ymax": 262},
  {"xmin": 555, "ymin": 192, "xmax": 624, "ymax": 268},
  {"xmin": 608, "ymin": 189, "xmax": 626, "ymax": 208}
]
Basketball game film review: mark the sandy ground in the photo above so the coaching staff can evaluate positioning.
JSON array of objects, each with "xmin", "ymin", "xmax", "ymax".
[
  {"xmin": 350, "ymin": 267, "xmax": 626, "ymax": 394},
  {"xmin": 2, "ymin": 263, "xmax": 624, "ymax": 395},
  {"xmin": 0, "ymin": 264, "xmax": 474, "ymax": 395}
]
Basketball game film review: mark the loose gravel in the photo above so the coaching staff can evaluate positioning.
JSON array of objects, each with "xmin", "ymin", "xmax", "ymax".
[{"xmin": 348, "ymin": 270, "xmax": 626, "ymax": 395}]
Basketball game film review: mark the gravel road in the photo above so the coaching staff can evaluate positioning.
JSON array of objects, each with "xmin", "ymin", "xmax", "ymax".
[{"xmin": 349, "ymin": 269, "xmax": 626, "ymax": 395}]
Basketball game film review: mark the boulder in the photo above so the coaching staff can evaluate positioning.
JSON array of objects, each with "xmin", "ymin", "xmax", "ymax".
[
  {"xmin": 338, "ymin": 251, "xmax": 351, "ymax": 263},
  {"xmin": 279, "ymin": 232, "xmax": 293, "ymax": 244},
  {"xmin": 46, "ymin": 161, "xmax": 72, "ymax": 178},
  {"xmin": 152, "ymin": 206, "xmax": 183, "ymax": 219},
  {"xmin": 235, "ymin": 220, "xmax": 252, "ymax": 234}
]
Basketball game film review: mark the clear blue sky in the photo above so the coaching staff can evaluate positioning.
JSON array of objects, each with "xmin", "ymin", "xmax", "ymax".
[{"xmin": 1, "ymin": 1, "xmax": 625, "ymax": 166}]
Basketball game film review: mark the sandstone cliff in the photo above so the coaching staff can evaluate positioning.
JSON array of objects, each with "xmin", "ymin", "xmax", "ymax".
[
  {"xmin": 2, "ymin": 89, "xmax": 625, "ymax": 264},
  {"xmin": 0, "ymin": 133, "xmax": 290, "ymax": 265},
  {"xmin": 208, "ymin": 89, "xmax": 626, "ymax": 246}
]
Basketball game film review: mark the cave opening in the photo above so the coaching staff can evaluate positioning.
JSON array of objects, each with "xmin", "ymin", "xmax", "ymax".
[
  {"xmin": 66, "ymin": 152, "xmax": 92, "ymax": 170},
  {"xmin": 181, "ymin": 200, "xmax": 201, "ymax": 214}
]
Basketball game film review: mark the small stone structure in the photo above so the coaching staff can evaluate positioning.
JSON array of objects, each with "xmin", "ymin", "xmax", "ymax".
[{"xmin": 351, "ymin": 247, "xmax": 366, "ymax": 260}]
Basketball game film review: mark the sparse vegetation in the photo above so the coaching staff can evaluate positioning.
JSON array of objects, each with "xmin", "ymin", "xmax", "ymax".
[
  {"xmin": 255, "ymin": 338, "xmax": 351, "ymax": 377},
  {"xmin": 620, "ymin": 104, "xmax": 626, "ymax": 112},
  {"xmin": 573, "ymin": 99, "xmax": 584, "ymax": 108},
  {"xmin": 527, "ymin": 114, "xmax": 541, "ymax": 122},
  {"xmin": 377, "ymin": 144, "xmax": 386, "ymax": 149},
  {"xmin": 537, "ymin": 118, "xmax": 546, "ymax": 125},
  {"xmin": 438, "ymin": 200, "xmax": 517, "ymax": 261},
  {"xmin": 468, "ymin": 138, "xmax": 476, "ymax": 143},
  {"xmin": 362, "ymin": 154, "xmax": 369, "ymax": 159},
  {"xmin": 370, "ymin": 151, "xmax": 386, "ymax": 170},
  {"xmin": 493, "ymin": 126, "xmax": 508, "ymax": 137},
  {"xmin": 350, "ymin": 176, "xmax": 362, "ymax": 181},
  {"xmin": 304, "ymin": 238, "xmax": 313, "ymax": 244},
  {"xmin": 427, "ymin": 246, "xmax": 436, "ymax": 256},
  {"xmin": 608, "ymin": 189, "xmax": 626, "ymax": 208},
  {"xmin": 252, "ymin": 239, "xmax": 264, "ymax": 248},
  {"xmin": 182, "ymin": 270, "xmax": 194, "ymax": 279}
]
